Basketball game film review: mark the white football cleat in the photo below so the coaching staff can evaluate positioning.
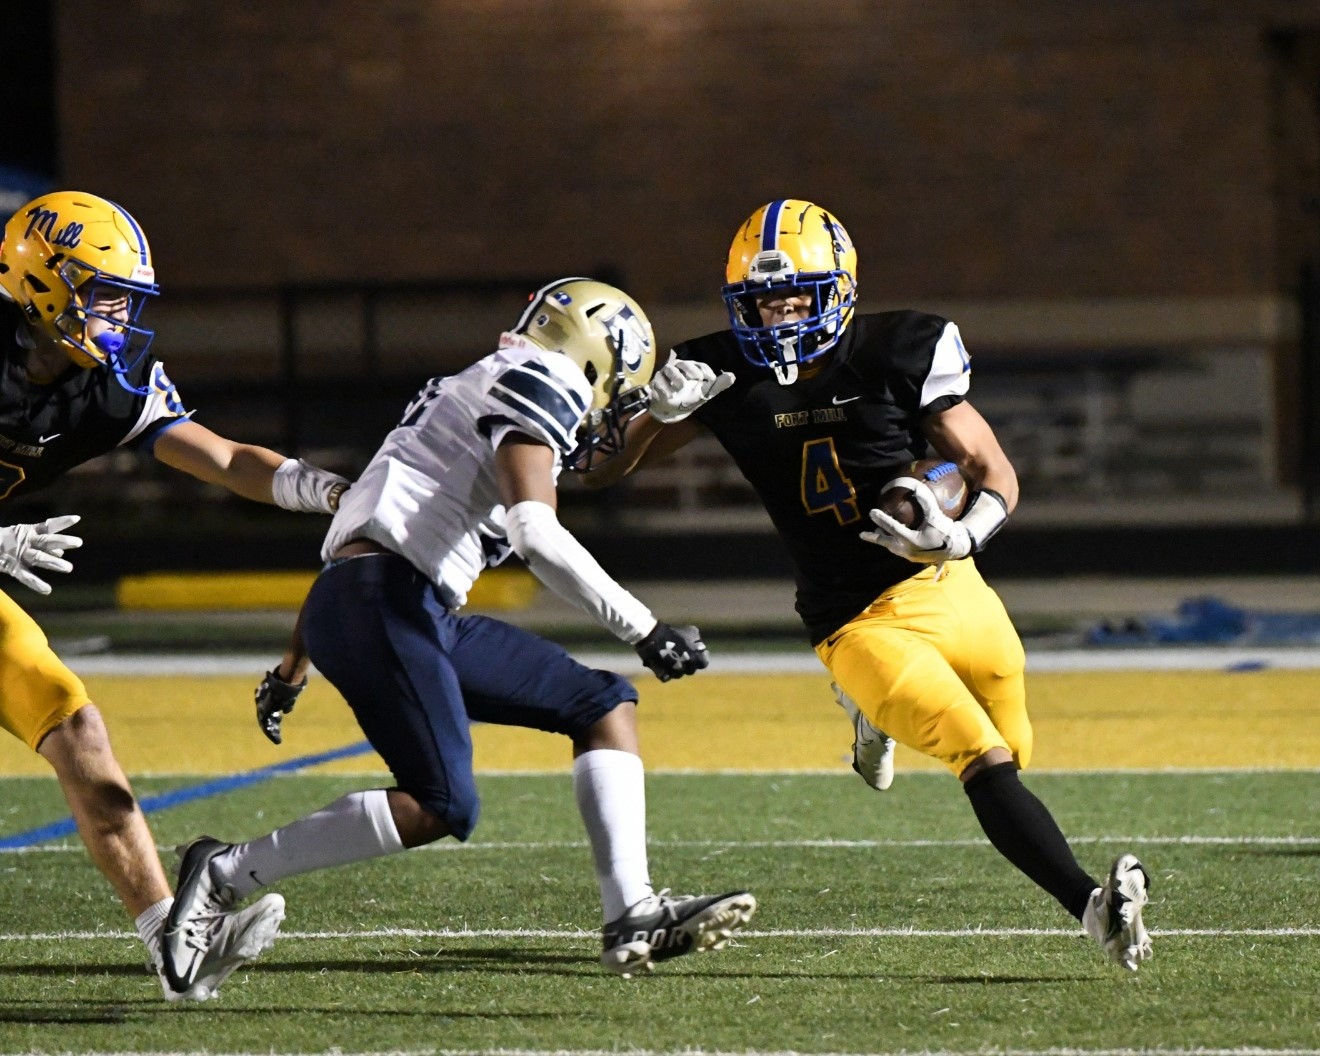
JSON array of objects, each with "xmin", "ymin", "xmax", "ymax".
[
  {"xmin": 157, "ymin": 893, "xmax": 286, "ymax": 1002},
  {"xmin": 832, "ymin": 682, "xmax": 896, "ymax": 791},
  {"xmin": 1083, "ymin": 853, "xmax": 1152, "ymax": 972}
]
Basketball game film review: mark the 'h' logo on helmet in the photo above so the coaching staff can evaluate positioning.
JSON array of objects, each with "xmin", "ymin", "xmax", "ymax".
[{"xmin": 604, "ymin": 304, "xmax": 650, "ymax": 373}]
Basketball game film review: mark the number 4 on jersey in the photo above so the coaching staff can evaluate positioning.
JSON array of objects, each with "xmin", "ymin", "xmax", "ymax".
[{"xmin": 800, "ymin": 438, "xmax": 860, "ymax": 525}]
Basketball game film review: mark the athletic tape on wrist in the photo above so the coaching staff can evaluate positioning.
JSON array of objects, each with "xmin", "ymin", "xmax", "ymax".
[{"xmin": 959, "ymin": 489, "xmax": 1009, "ymax": 551}]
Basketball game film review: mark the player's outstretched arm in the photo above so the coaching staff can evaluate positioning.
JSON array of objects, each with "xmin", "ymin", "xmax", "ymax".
[
  {"xmin": 581, "ymin": 353, "xmax": 732, "ymax": 489},
  {"xmin": 496, "ymin": 435, "xmax": 708, "ymax": 680},
  {"xmin": 152, "ymin": 420, "xmax": 349, "ymax": 512},
  {"xmin": 578, "ymin": 410, "xmax": 703, "ymax": 489}
]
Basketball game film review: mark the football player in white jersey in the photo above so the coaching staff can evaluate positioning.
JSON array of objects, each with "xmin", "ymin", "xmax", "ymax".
[
  {"xmin": 0, "ymin": 190, "xmax": 351, "ymax": 1000},
  {"xmin": 162, "ymin": 278, "xmax": 757, "ymax": 989}
]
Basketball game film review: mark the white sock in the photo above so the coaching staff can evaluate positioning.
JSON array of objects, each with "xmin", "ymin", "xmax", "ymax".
[
  {"xmin": 573, "ymin": 749, "xmax": 653, "ymax": 922},
  {"xmin": 213, "ymin": 789, "xmax": 404, "ymax": 899},
  {"xmin": 135, "ymin": 896, "xmax": 172, "ymax": 969}
]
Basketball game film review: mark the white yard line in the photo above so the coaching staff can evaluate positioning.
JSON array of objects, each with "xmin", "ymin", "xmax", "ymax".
[
  {"xmin": 3, "ymin": 833, "xmax": 1316, "ymax": 855},
  {"xmin": 4, "ymin": 927, "xmax": 1318, "ymax": 941},
  {"xmin": 25, "ymin": 1049, "xmax": 1320, "ymax": 1056},
  {"xmin": 58, "ymin": 647, "xmax": 1320, "ymax": 676},
  {"xmin": 6, "ymin": 766, "xmax": 1313, "ymax": 779}
]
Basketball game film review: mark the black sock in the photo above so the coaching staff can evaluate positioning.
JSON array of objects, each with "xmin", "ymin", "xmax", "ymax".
[{"xmin": 963, "ymin": 762, "xmax": 1097, "ymax": 920}]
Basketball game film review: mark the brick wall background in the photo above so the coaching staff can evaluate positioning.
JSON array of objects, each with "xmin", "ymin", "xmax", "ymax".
[{"xmin": 52, "ymin": 0, "xmax": 1320, "ymax": 302}]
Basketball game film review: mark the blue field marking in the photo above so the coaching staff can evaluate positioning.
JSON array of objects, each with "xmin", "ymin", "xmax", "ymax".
[{"xmin": 0, "ymin": 740, "xmax": 374, "ymax": 850}]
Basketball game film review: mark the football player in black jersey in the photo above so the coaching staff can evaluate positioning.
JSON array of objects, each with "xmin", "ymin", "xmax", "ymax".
[
  {"xmin": 0, "ymin": 190, "xmax": 350, "ymax": 999},
  {"xmin": 586, "ymin": 198, "xmax": 1153, "ymax": 972}
]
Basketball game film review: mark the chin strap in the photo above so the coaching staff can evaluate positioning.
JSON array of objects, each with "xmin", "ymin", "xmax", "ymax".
[{"xmin": 771, "ymin": 336, "xmax": 800, "ymax": 385}]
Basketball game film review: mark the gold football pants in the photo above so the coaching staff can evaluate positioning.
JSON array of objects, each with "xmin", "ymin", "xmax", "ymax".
[
  {"xmin": 815, "ymin": 558, "xmax": 1029, "ymax": 777},
  {"xmin": 0, "ymin": 589, "xmax": 90, "ymax": 750}
]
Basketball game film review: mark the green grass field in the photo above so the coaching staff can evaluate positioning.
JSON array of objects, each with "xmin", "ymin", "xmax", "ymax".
[{"xmin": 2, "ymin": 769, "xmax": 1317, "ymax": 1054}]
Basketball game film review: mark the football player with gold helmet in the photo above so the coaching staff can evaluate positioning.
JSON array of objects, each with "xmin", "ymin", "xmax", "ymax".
[
  {"xmin": 0, "ymin": 190, "xmax": 351, "ymax": 999},
  {"xmin": 162, "ymin": 278, "xmax": 755, "ymax": 992},
  {"xmin": 587, "ymin": 199, "xmax": 1153, "ymax": 973}
]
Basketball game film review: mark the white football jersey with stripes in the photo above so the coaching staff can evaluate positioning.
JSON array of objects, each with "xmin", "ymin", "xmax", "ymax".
[{"xmin": 322, "ymin": 340, "xmax": 592, "ymax": 607}]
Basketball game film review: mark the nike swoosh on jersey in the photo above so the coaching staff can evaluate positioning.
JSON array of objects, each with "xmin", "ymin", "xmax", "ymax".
[
  {"xmin": 831, "ymin": 395, "xmax": 861, "ymax": 405},
  {"xmin": 39, "ymin": 433, "xmax": 61, "ymax": 443}
]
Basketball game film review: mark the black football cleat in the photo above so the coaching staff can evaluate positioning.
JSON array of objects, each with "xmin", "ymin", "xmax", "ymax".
[
  {"xmin": 161, "ymin": 836, "xmax": 238, "ymax": 992},
  {"xmin": 600, "ymin": 889, "xmax": 757, "ymax": 977}
]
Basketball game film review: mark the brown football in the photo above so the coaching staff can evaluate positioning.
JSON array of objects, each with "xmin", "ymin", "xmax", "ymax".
[{"xmin": 877, "ymin": 459, "xmax": 969, "ymax": 528}]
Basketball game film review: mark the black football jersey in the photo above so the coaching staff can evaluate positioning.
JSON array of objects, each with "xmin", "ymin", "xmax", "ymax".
[
  {"xmin": 676, "ymin": 310, "xmax": 971, "ymax": 644},
  {"xmin": 0, "ymin": 300, "xmax": 191, "ymax": 503}
]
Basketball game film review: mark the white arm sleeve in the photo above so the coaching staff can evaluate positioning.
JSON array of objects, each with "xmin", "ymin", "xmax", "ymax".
[{"xmin": 504, "ymin": 500, "xmax": 655, "ymax": 644}]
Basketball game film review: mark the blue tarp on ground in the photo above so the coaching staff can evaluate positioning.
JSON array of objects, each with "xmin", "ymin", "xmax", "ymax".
[{"xmin": 1087, "ymin": 596, "xmax": 1320, "ymax": 646}]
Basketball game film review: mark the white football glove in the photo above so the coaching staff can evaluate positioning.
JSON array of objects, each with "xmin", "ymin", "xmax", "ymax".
[
  {"xmin": 0, "ymin": 515, "xmax": 83, "ymax": 595},
  {"xmin": 861, "ymin": 481, "xmax": 971, "ymax": 564},
  {"xmin": 272, "ymin": 458, "xmax": 351, "ymax": 514},
  {"xmin": 647, "ymin": 353, "xmax": 735, "ymax": 424}
]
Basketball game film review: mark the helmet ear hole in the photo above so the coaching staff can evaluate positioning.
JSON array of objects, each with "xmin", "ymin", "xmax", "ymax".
[{"xmin": 583, "ymin": 362, "xmax": 598, "ymax": 386}]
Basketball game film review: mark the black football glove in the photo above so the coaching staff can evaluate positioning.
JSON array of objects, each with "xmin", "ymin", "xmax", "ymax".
[
  {"xmin": 635, "ymin": 622, "xmax": 709, "ymax": 682},
  {"xmin": 256, "ymin": 668, "xmax": 307, "ymax": 745}
]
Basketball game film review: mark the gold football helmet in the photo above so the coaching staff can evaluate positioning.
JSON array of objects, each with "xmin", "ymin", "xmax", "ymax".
[
  {"xmin": 723, "ymin": 199, "xmax": 857, "ymax": 383},
  {"xmin": 0, "ymin": 190, "xmax": 159, "ymax": 387},
  {"xmin": 509, "ymin": 277, "xmax": 657, "ymax": 470}
]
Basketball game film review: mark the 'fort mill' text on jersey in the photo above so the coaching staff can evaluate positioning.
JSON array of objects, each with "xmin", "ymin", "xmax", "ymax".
[{"xmin": 676, "ymin": 310, "xmax": 971, "ymax": 644}]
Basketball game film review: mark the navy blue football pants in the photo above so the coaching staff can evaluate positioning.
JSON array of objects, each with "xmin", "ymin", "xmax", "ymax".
[{"xmin": 300, "ymin": 552, "xmax": 636, "ymax": 840}]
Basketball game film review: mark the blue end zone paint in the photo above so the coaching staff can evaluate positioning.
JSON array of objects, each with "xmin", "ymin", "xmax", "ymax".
[{"xmin": 0, "ymin": 740, "xmax": 374, "ymax": 850}]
